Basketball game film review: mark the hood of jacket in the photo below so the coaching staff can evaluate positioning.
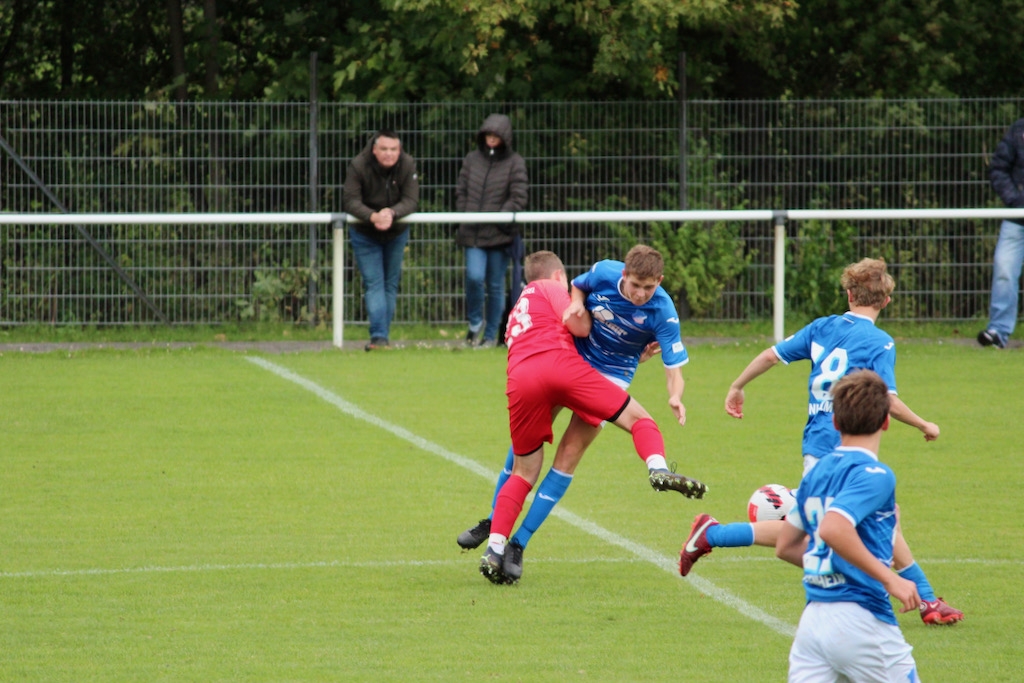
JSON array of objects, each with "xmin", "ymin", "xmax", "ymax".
[{"xmin": 476, "ymin": 113, "xmax": 514, "ymax": 156}]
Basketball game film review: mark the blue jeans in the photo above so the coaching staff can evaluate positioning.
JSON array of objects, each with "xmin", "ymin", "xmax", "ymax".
[
  {"xmin": 465, "ymin": 246, "xmax": 511, "ymax": 341},
  {"xmin": 988, "ymin": 219, "xmax": 1024, "ymax": 341},
  {"xmin": 350, "ymin": 228, "xmax": 409, "ymax": 341}
]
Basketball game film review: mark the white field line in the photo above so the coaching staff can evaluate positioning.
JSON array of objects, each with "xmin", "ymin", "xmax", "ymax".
[{"xmin": 243, "ymin": 356, "xmax": 799, "ymax": 637}]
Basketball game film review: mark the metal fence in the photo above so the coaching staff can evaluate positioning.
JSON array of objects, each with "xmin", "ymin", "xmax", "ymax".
[{"xmin": 1, "ymin": 99, "xmax": 1021, "ymax": 327}]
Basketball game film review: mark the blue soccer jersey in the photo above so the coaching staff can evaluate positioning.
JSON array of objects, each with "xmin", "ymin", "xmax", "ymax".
[
  {"xmin": 571, "ymin": 260, "xmax": 688, "ymax": 385},
  {"xmin": 787, "ymin": 446, "xmax": 899, "ymax": 625},
  {"xmin": 773, "ymin": 312, "xmax": 898, "ymax": 458}
]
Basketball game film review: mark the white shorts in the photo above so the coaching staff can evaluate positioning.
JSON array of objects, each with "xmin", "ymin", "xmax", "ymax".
[{"xmin": 789, "ymin": 601, "xmax": 920, "ymax": 683}]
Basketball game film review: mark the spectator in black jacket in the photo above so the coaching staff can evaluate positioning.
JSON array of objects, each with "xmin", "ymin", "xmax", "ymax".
[
  {"xmin": 979, "ymin": 117, "xmax": 1024, "ymax": 349},
  {"xmin": 455, "ymin": 114, "xmax": 529, "ymax": 347},
  {"xmin": 343, "ymin": 129, "xmax": 419, "ymax": 351}
]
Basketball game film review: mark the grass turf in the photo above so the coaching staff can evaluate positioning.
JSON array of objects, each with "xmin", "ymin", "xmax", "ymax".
[{"xmin": 0, "ymin": 342, "xmax": 1019, "ymax": 681}]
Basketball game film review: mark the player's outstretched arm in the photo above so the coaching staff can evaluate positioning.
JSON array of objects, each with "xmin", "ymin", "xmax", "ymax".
[
  {"xmin": 725, "ymin": 348, "xmax": 780, "ymax": 419},
  {"xmin": 888, "ymin": 395, "xmax": 940, "ymax": 441}
]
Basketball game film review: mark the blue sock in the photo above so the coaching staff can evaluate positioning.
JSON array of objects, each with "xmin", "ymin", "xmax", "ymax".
[
  {"xmin": 897, "ymin": 562, "xmax": 936, "ymax": 601},
  {"xmin": 705, "ymin": 522, "xmax": 755, "ymax": 548},
  {"xmin": 511, "ymin": 468, "xmax": 573, "ymax": 549}
]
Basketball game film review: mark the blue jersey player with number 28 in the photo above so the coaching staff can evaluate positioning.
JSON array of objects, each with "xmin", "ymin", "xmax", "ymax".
[
  {"xmin": 777, "ymin": 369, "xmax": 922, "ymax": 682},
  {"xmin": 679, "ymin": 258, "xmax": 962, "ymax": 625}
]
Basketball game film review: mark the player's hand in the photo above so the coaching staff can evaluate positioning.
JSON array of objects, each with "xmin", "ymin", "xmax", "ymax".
[
  {"xmin": 724, "ymin": 387, "xmax": 745, "ymax": 419},
  {"xmin": 883, "ymin": 574, "xmax": 921, "ymax": 614},
  {"xmin": 639, "ymin": 341, "xmax": 661, "ymax": 363},
  {"xmin": 669, "ymin": 397, "xmax": 686, "ymax": 426},
  {"xmin": 562, "ymin": 300, "xmax": 587, "ymax": 322},
  {"xmin": 920, "ymin": 421, "xmax": 940, "ymax": 441}
]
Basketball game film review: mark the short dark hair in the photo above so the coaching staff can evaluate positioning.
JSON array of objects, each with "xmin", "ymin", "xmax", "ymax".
[
  {"xmin": 524, "ymin": 251, "xmax": 565, "ymax": 283},
  {"xmin": 831, "ymin": 370, "xmax": 890, "ymax": 435},
  {"xmin": 374, "ymin": 128, "xmax": 400, "ymax": 143}
]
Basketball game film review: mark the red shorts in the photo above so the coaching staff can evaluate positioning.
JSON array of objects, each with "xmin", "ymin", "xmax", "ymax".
[{"xmin": 506, "ymin": 349, "xmax": 630, "ymax": 455}]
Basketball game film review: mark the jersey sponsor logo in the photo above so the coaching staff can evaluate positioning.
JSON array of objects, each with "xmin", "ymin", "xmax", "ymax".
[
  {"xmin": 672, "ymin": 341, "xmax": 684, "ymax": 353},
  {"xmin": 632, "ymin": 312, "xmax": 647, "ymax": 324},
  {"xmin": 884, "ymin": 342, "xmax": 894, "ymax": 350},
  {"xmin": 592, "ymin": 306, "xmax": 614, "ymax": 322},
  {"xmin": 864, "ymin": 466, "xmax": 887, "ymax": 474},
  {"xmin": 593, "ymin": 294, "xmax": 610, "ymax": 303},
  {"xmin": 666, "ymin": 317, "xmax": 680, "ymax": 324}
]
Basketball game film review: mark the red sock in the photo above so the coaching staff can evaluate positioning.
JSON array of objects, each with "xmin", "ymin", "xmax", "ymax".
[
  {"xmin": 491, "ymin": 475, "xmax": 533, "ymax": 538},
  {"xmin": 630, "ymin": 417, "xmax": 665, "ymax": 464}
]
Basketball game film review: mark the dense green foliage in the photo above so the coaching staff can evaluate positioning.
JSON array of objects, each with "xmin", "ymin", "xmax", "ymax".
[{"xmin": 4, "ymin": 0, "xmax": 1024, "ymax": 101}]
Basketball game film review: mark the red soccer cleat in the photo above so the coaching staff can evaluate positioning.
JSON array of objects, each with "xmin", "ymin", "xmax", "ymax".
[
  {"xmin": 920, "ymin": 597, "xmax": 964, "ymax": 625},
  {"xmin": 678, "ymin": 514, "xmax": 717, "ymax": 577}
]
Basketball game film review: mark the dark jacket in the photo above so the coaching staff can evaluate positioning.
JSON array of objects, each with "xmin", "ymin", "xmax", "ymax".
[
  {"xmin": 990, "ymin": 118, "xmax": 1024, "ymax": 226},
  {"xmin": 343, "ymin": 136, "xmax": 420, "ymax": 242},
  {"xmin": 455, "ymin": 113, "xmax": 529, "ymax": 249}
]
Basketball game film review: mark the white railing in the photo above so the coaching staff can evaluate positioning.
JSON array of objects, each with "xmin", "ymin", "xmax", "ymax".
[{"xmin": 4, "ymin": 208, "xmax": 1024, "ymax": 346}]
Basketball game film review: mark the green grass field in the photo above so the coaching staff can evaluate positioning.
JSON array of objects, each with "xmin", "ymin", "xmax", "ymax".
[{"xmin": 1, "ymin": 342, "xmax": 1020, "ymax": 681}]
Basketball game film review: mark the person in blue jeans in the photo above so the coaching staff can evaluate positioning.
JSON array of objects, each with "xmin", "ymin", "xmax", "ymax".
[
  {"xmin": 979, "ymin": 117, "xmax": 1024, "ymax": 349},
  {"xmin": 343, "ymin": 129, "xmax": 420, "ymax": 350},
  {"xmin": 455, "ymin": 114, "xmax": 529, "ymax": 347}
]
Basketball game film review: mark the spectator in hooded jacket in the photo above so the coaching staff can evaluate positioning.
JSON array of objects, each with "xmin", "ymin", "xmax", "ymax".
[
  {"xmin": 455, "ymin": 114, "xmax": 529, "ymax": 347},
  {"xmin": 343, "ymin": 129, "xmax": 419, "ymax": 351},
  {"xmin": 979, "ymin": 117, "xmax": 1024, "ymax": 349}
]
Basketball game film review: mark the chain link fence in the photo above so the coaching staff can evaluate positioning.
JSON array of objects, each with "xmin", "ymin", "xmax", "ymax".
[{"xmin": 1, "ymin": 99, "xmax": 1020, "ymax": 327}]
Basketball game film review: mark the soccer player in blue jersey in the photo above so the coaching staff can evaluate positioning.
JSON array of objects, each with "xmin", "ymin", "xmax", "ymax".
[
  {"xmin": 776, "ymin": 370, "xmax": 922, "ymax": 682},
  {"xmin": 458, "ymin": 245, "xmax": 706, "ymax": 581},
  {"xmin": 679, "ymin": 257, "xmax": 963, "ymax": 625}
]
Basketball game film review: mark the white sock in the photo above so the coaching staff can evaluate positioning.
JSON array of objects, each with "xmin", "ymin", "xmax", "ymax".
[
  {"xmin": 487, "ymin": 534, "xmax": 507, "ymax": 554},
  {"xmin": 645, "ymin": 454, "xmax": 668, "ymax": 471}
]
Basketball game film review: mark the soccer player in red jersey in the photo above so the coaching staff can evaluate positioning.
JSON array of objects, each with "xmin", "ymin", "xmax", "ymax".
[{"xmin": 479, "ymin": 250, "xmax": 700, "ymax": 584}]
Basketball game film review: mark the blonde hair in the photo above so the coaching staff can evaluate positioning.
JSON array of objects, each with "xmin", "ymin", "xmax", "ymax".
[
  {"xmin": 841, "ymin": 258, "xmax": 895, "ymax": 309},
  {"xmin": 623, "ymin": 244, "xmax": 664, "ymax": 280},
  {"xmin": 524, "ymin": 250, "xmax": 565, "ymax": 283}
]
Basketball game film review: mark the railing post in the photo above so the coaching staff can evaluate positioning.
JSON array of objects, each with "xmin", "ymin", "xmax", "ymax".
[
  {"xmin": 332, "ymin": 216, "xmax": 346, "ymax": 348},
  {"xmin": 773, "ymin": 210, "xmax": 787, "ymax": 342}
]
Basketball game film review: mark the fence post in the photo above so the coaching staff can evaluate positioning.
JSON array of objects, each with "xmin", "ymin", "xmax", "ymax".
[
  {"xmin": 332, "ymin": 216, "xmax": 346, "ymax": 348},
  {"xmin": 308, "ymin": 51, "xmax": 320, "ymax": 325},
  {"xmin": 773, "ymin": 211, "xmax": 787, "ymax": 342}
]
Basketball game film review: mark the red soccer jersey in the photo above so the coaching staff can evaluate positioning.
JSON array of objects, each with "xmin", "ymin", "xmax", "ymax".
[{"xmin": 504, "ymin": 278, "xmax": 576, "ymax": 372}]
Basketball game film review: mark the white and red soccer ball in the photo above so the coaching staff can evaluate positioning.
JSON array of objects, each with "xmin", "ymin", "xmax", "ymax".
[{"xmin": 747, "ymin": 484, "xmax": 796, "ymax": 522}]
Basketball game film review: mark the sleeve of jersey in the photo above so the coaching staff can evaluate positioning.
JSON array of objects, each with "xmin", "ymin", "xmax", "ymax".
[
  {"xmin": 773, "ymin": 324, "xmax": 813, "ymax": 364},
  {"xmin": 874, "ymin": 343, "xmax": 898, "ymax": 393},
  {"xmin": 654, "ymin": 301, "xmax": 688, "ymax": 368},
  {"xmin": 828, "ymin": 465, "xmax": 896, "ymax": 526},
  {"xmin": 571, "ymin": 263, "xmax": 599, "ymax": 291}
]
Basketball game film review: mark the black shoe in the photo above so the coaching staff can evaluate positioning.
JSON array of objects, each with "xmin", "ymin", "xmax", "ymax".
[
  {"xmin": 365, "ymin": 337, "xmax": 389, "ymax": 352},
  {"xmin": 457, "ymin": 518, "xmax": 491, "ymax": 549},
  {"xmin": 649, "ymin": 465, "xmax": 708, "ymax": 499},
  {"xmin": 503, "ymin": 540, "xmax": 524, "ymax": 582},
  {"xmin": 479, "ymin": 546, "xmax": 510, "ymax": 585},
  {"xmin": 977, "ymin": 329, "xmax": 1006, "ymax": 349},
  {"xmin": 465, "ymin": 329, "xmax": 480, "ymax": 346}
]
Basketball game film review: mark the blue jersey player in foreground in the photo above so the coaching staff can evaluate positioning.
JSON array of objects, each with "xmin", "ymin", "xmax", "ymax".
[
  {"xmin": 679, "ymin": 258, "xmax": 962, "ymax": 625},
  {"xmin": 777, "ymin": 370, "xmax": 922, "ymax": 682},
  {"xmin": 458, "ymin": 245, "xmax": 706, "ymax": 581}
]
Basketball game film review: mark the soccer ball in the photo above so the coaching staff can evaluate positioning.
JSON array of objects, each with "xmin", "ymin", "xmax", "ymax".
[{"xmin": 747, "ymin": 484, "xmax": 796, "ymax": 522}]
